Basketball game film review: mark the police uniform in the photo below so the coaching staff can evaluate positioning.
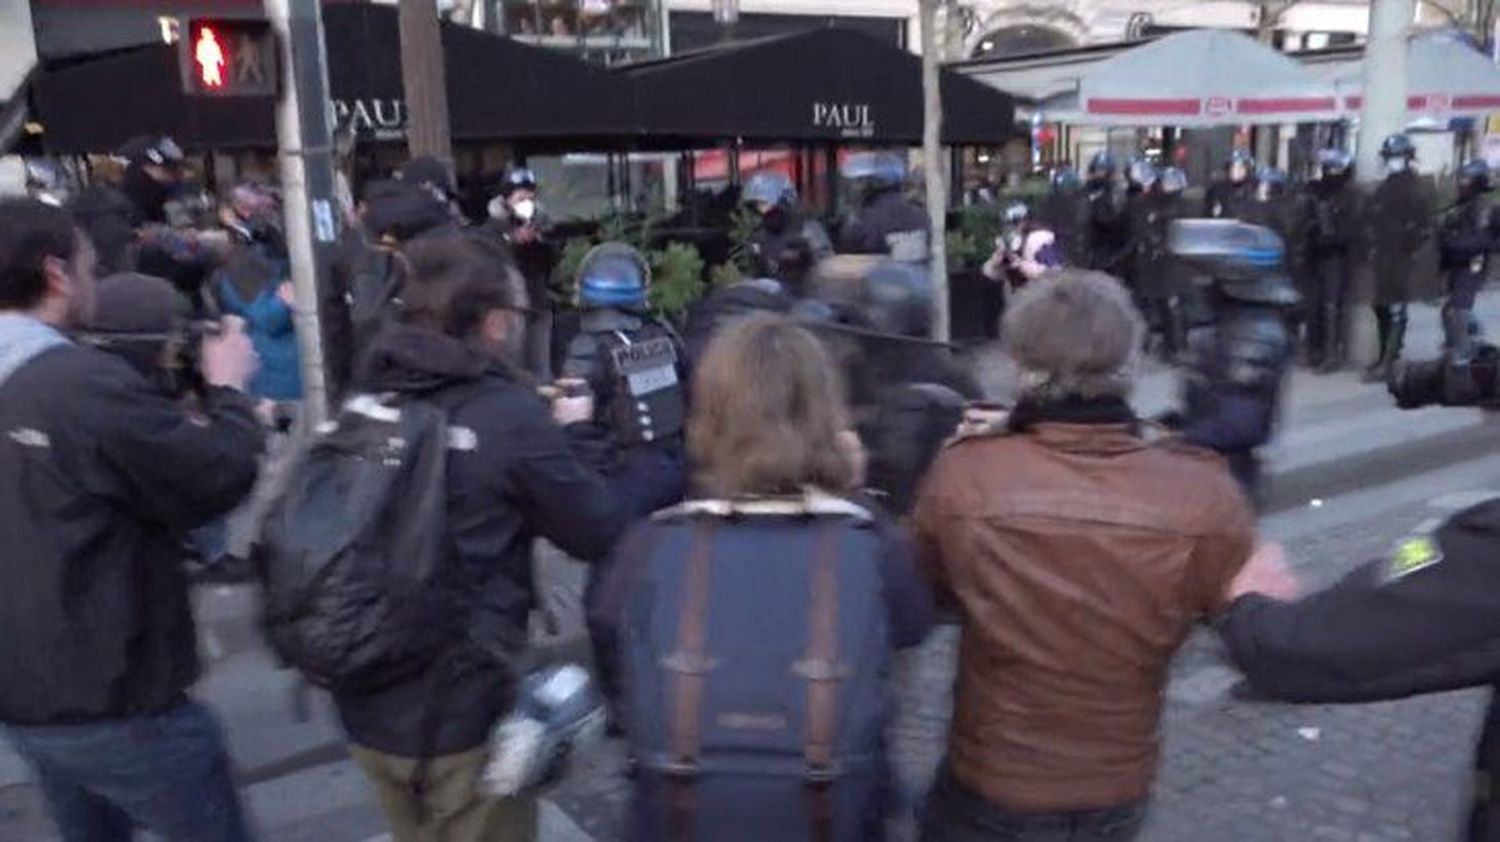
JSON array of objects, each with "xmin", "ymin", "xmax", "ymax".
[
  {"xmin": 842, "ymin": 189, "xmax": 930, "ymax": 263},
  {"xmin": 1169, "ymin": 222, "xmax": 1298, "ymax": 503},
  {"xmin": 1128, "ymin": 189, "xmax": 1185, "ymax": 354},
  {"xmin": 1204, "ymin": 179, "xmax": 1257, "ymax": 222},
  {"xmin": 562, "ymin": 309, "xmax": 688, "ymax": 454},
  {"xmin": 1366, "ymin": 169, "xmax": 1435, "ymax": 376},
  {"xmin": 1084, "ymin": 179, "xmax": 1131, "ymax": 275},
  {"xmin": 1439, "ymin": 182, "xmax": 1500, "ymax": 358},
  {"xmin": 1220, "ymin": 499, "xmax": 1500, "ymax": 841},
  {"xmin": 1306, "ymin": 174, "xmax": 1362, "ymax": 369}
]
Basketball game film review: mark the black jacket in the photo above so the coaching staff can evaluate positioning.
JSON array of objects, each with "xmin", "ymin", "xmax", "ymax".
[
  {"xmin": 0, "ymin": 322, "xmax": 263, "ymax": 726},
  {"xmin": 1220, "ymin": 499, "xmax": 1500, "ymax": 840},
  {"xmin": 333, "ymin": 324, "xmax": 670, "ymax": 757},
  {"xmin": 842, "ymin": 189, "xmax": 929, "ymax": 261}
]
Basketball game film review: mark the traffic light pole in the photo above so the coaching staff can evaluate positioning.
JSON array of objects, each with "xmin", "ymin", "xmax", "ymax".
[{"xmin": 266, "ymin": 0, "xmax": 338, "ymax": 425}]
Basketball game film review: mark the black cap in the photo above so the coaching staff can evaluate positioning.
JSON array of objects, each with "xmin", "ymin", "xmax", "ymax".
[
  {"xmin": 88, "ymin": 273, "xmax": 187, "ymax": 335},
  {"xmin": 397, "ymin": 156, "xmax": 455, "ymax": 195}
]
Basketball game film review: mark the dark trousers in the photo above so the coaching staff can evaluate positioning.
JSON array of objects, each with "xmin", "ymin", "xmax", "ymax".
[
  {"xmin": 920, "ymin": 769, "xmax": 1147, "ymax": 842},
  {"xmin": 1307, "ymin": 254, "xmax": 1350, "ymax": 366},
  {"xmin": 1445, "ymin": 269, "xmax": 1487, "ymax": 357},
  {"xmin": 3, "ymin": 699, "xmax": 252, "ymax": 842}
]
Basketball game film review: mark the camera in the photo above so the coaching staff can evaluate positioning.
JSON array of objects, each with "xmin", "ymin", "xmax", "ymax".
[{"xmin": 1388, "ymin": 345, "xmax": 1500, "ymax": 409}]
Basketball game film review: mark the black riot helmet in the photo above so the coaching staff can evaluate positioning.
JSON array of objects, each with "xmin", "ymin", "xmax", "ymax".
[
  {"xmin": 1458, "ymin": 159, "xmax": 1492, "ymax": 199},
  {"xmin": 855, "ymin": 261, "xmax": 934, "ymax": 338},
  {"xmin": 1168, "ymin": 219, "xmax": 1301, "ymax": 307},
  {"xmin": 1380, "ymin": 133, "xmax": 1417, "ymax": 162},
  {"xmin": 1317, "ymin": 148, "xmax": 1354, "ymax": 183}
]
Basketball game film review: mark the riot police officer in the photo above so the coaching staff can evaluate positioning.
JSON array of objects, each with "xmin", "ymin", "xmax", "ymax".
[
  {"xmin": 1038, "ymin": 166, "xmax": 1087, "ymax": 266},
  {"xmin": 840, "ymin": 152, "xmax": 929, "ymax": 263},
  {"xmin": 1220, "ymin": 499, "xmax": 1500, "ymax": 842},
  {"xmin": 816, "ymin": 261, "xmax": 978, "ymax": 513},
  {"xmin": 1205, "ymin": 148, "xmax": 1259, "ymax": 222},
  {"xmin": 1439, "ymin": 159, "xmax": 1500, "ymax": 359},
  {"xmin": 1169, "ymin": 220, "xmax": 1299, "ymax": 503},
  {"xmin": 1305, "ymin": 149, "xmax": 1361, "ymax": 372},
  {"xmin": 1128, "ymin": 160, "xmax": 1188, "ymax": 358},
  {"xmin": 741, "ymin": 171, "xmax": 834, "ymax": 293},
  {"xmin": 1365, "ymin": 133, "xmax": 1435, "ymax": 382},
  {"xmin": 561, "ymin": 243, "xmax": 689, "ymax": 489},
  {"xmin": 1083, "ymin": 152, "xmax": 1131, "ymax": 276}
]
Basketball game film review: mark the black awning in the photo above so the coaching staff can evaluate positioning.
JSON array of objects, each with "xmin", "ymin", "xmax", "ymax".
[
  {"xmin": 618, "ymin": 28, "xmax": 1018, "ymax": 146},
  {"xmin": 323, "ymin": 4, "xmax": 634, "ymax": 142},
  {"xmin": 33, "ymin": 5, "xmax": 633, "ymax": 154},
  {"xmin": 33, "ymin": 45, "xmax": 277, "ymax": 153}
]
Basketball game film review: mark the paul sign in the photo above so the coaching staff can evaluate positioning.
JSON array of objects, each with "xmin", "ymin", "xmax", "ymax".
[{"xmin": 813, "ymin": 102, "xmax": 875, "ymax": 139}]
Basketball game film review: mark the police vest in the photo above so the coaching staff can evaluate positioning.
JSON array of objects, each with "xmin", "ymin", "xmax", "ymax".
[{"xmin": 599, "ymin": 325, "xmax": 686, "ymax": 448}]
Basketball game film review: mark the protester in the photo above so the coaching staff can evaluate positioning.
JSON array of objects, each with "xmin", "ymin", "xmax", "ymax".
[
  {"xmin": 214, "ymin": 183, "xmax": 301, "ymax": 403},
  {"xmin": 0, "ymin": 197, "xmax": 263, "ymax": 841},
  {"xmin": 589, "ymin": 314, "xmax": 933, "ymax": 842},
  {"xmin": 329, "ymin": 232, "xmax": 666, "ymax": 842},
  {"xmin": 912, "ymin": 270, "xmax": 1255, "ymax": 841},
  {"xmin": 487, "ymin": 167, "xmax": 559, "ymax": 379}
]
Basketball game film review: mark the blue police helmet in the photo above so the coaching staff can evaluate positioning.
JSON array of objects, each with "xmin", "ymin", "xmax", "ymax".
[
  {"xmin": 1050, "ymin": 166, "xmax": 1081, "ymax": 193},
  {"xmin": 1003, "ymin": 201, "xmax": 1029, "ymax": 225},
  {"xmin": 576, "ymin": 242, "xmax": 651, "ymax": 310},
  {"xmin": 842, "ymin": 152, "xmax": 907, "ymax": 188},
  {"xmin": 1159, "ymin": 167, "xmax": 1188, "ymax": 195},
  {"xmin": 503, "ymin": 167, "xmax": 538, "ymax": 196},
  {"xmin": 1127, "ymin": 158, "xmax": 1159, "ymax": 189},
  {"xmin": 1380, "ymin": 133, "xmax": 1416, "ymax": 161},
  {"xmin": 742, "ymin": 171, "xmax": 796, "ymax": 208},
  {"xmin": 1087, "ymin": 151, "xmax": 1118, "ymax": 179},
  {"xmin": 1317, "ymin": 148, "xmax": 1354, "ymax": 177},
  {"xmin": 1459, "ymin": 159, "xmax": 1492, "ymax": 195}
]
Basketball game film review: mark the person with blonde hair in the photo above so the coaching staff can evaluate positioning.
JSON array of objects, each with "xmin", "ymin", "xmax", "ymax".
[
  {"xmin": 590, "ymin": 314, "xmax": 932, "ymax": 841},
  {"xmin": 913, "ymin": 269, "xmax": 1255, "ymax": 841}
]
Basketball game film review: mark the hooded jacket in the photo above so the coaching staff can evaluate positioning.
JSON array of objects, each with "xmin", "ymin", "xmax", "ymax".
[{"xmin": 333, "ymin": 324, "xmax": 677, "ymax": 756}]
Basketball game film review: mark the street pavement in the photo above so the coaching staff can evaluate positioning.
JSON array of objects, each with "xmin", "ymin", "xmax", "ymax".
[{"xmin": 5, "ymin": 293, "xmax": 1500, "ymax": 840}]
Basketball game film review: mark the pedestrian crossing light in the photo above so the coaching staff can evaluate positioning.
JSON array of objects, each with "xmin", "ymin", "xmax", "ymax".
[{"xmin": 179, "ymin": 18, "xmax": 278, "ymax": 97}]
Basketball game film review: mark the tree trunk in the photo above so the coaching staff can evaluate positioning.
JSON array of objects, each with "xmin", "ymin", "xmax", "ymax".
[
  {"xmin": 920, "ymin": 0, "xmax": 950, "ymax": 342},
  {"xmin": 398, "ymin": 0, "xmax": 453, "ymax": 166}
]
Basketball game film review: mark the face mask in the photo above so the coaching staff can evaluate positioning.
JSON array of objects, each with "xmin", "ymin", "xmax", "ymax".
[
  {"xmin": 1386, "ymin": 158, "xmax": 1409, "ymax": 176},
  {"xmin": 1256, "ymin": 183, "xmax": 1273, "ymax": 202},
  {"xmin": 511, "ymin": 198, "xmax": 537, "ymax": 223}
]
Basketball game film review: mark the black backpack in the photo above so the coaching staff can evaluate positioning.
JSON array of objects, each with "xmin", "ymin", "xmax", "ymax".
[{"xmin": 259, "ymin": 389, "xmax": 479, "ymax": 694}]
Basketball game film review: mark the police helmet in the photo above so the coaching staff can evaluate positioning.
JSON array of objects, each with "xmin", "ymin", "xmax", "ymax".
[
  {"xmin": 1127, "ymin": 158, "xmax": 1159, "ymax": 190},
  {"xmin": 842, "ymin": 152, "xmax": 907, "ymax": 189},
  {"xmin": 856, "ymin": 261, "xmax": 934, "ymax": 338},
  {"xmin": 503, "ymin": 167, "xmax": 538, "ymax": 196},
  {"xmin": 1458, "ymin": 159, "xmax": 1492, "ymax": 196},
  {"xmin": 1087, "ymin": 151, "xmax": 1118, "ymax": 180},
  {"xmin": 742, "ymin": 171, "xmax": 797, "ymax": 209},
  {"xmin": 119, "ymin": 135, "xmax": 185, "ymax": 169},
  {"xmin": 1317, "ymin": 148, "xmax": 1354, "ymax": 180},
  {"xmin": 1050, "ymin": 166, "xmax": 1082, "ymax": 194},
  {"xmin": 1255, "ymin": 167, "xmax": 1288, "ymax": 197},
  {"xmin": 1379, "ymin": 133, "xmax": 1417, "ymax": 161},
  {"xmin": 1168, "ymin": 219, "xmax": 1300, "ymax": 306},
  {"xmin": 1159, "ymin": 167, "xmax": 1188, "ymax": 196},
  {"xmin": 576, "ymin": 242, "xmax": 651, "ymax": 310},
  {"xmin": 1227, "ymin": 148, "xmax": 1255, "ymax": 182}
]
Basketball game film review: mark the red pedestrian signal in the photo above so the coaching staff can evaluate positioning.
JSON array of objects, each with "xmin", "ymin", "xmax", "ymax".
[
  {"xmin": 195, "ymin": 26, "xmax": 227, "ymax": 89},
  {"xmin": 179, "ymin": 18, "xmax": 278, "ymax": 97}
]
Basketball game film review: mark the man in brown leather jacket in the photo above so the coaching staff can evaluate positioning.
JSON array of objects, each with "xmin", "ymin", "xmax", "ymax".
[{"xmin": 912, "ymin": 269, "xmax": 1256, "ymax": 841}]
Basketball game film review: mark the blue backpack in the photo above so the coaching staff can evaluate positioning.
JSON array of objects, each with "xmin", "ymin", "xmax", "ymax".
[{"xmin": 613, "ymin": 496, "xmax": 895, "ymax": 841}]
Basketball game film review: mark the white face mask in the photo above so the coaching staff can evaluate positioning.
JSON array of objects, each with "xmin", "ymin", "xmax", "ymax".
[
  {"xmin": 511, "ymin": 198, "xmax": 537, "ymax": 223},
  {"xmin": 1385, "ymin": 158, "xmax": 1410, "ymax": 175}
]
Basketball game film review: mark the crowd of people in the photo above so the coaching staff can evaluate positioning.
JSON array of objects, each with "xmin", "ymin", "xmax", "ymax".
[{"xmin": 4, "ymin": 128, "xmax": 1500, "ymax": 842}]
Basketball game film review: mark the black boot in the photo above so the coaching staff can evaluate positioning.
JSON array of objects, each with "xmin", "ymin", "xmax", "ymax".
[
  {"xmin": 1365, "ymin": 306, "xmax": 1408, "ymax": 383},
  {"xmin": 1316, "ymin": 303, "xmax": 1345, "ymax": 373}
]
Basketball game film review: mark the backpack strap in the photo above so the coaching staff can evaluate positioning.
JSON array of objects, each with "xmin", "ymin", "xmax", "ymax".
[
  {"xmin": 663, "ymin": 519, "xmax": 717, "ymax": 842},
  {"xmin": 798, "ymin": 520, "xmax": 846, "ymax": 842},
  {"xmin": 665, "ymin": 519, "xmax": 718, "ymax": 773}
]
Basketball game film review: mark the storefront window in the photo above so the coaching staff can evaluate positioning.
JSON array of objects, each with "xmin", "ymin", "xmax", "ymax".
[{"xmin": 489, "ymin": 0, "xmax": 663, "ymax": 64}]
